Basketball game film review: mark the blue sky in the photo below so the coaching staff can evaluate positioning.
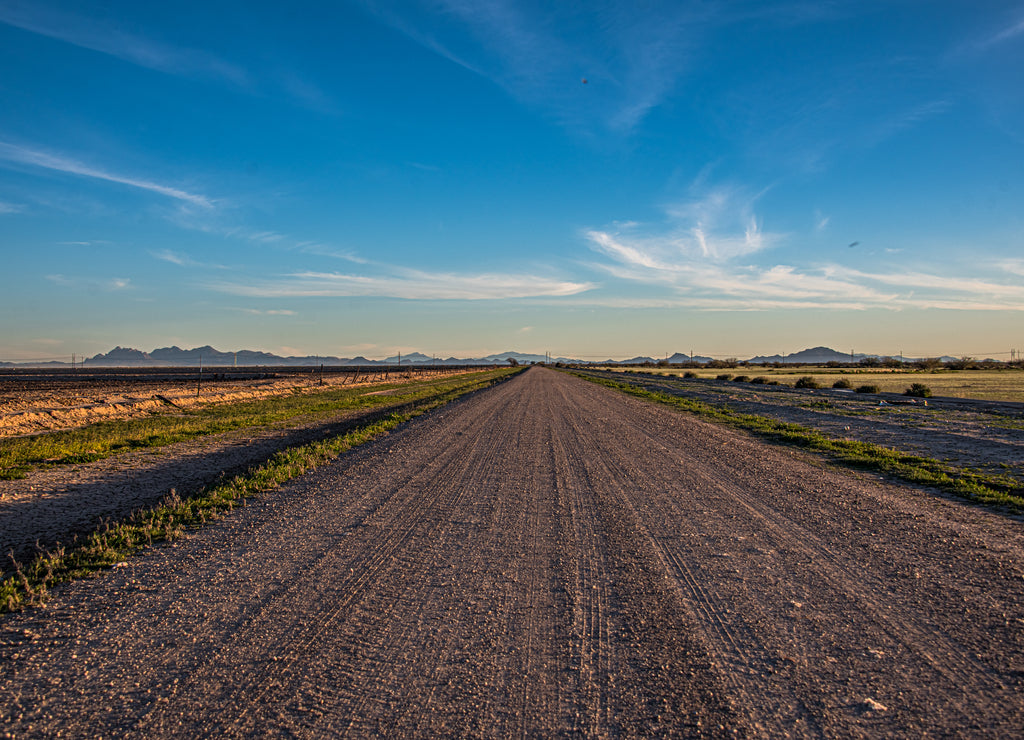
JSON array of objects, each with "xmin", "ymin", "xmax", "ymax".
[{"xmin": 2, "ymin": 1, "xmax": 1023, "ymax": 361}]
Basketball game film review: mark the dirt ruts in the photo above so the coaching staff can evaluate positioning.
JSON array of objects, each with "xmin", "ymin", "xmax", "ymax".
[{"xmin": 1, "ymin": 367, "xmax": 1022, "ymax": 736}]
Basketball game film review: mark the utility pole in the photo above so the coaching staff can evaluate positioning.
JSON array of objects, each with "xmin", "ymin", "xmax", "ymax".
[{"xmin": 197, "ymin": 355, "xmax": 203, "ymax": 397}]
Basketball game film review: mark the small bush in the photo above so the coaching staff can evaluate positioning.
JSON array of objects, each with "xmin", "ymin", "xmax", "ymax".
[
  {"xmin": 716, "ymin": 374, "xmax": 733, "ymax": 381},
  {"xmin": 733, "ymin": 375, "xmax": 751, "ymax": 383},
  {"xmin": 683, "ymin": 371, "xmax": 697, "ymax": 378},
  {"xmin": 750, "ymin": 376, "xmax": 768, "ymax": 385},
  {"xmin": 832, "ymin": 378, "xmax": 852, "ymax": 389},
  {"xmin": 904, "ymin": 383, "xmax": 933, "ymax": 398},
  {"xmin": 794, "ymin": 376, "xmax": 821, "ymax": 389},
  {"xmin": 855, "ymin": 384, "xmax": 880, "ymax": 394}
]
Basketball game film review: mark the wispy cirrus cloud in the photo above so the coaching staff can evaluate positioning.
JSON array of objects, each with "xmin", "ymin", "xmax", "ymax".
[
  {"xmin": 295, "ymin": 243, "xmax": 368, "ymax": 265},
  {"xmin": 0, "ymin": 141, "xmax": 213, "ymax": 207},
  {"xmin": 0, "ymin": 200, "xmax": 25, "ymax": 214},
  {"xmin": 45, "ymin": 274, "xmax": 131, "ymax": 291},
  {"xmin": 965, "ymin": 12, "xmax": 1024, "ymax": 52},
  {"xmin": 999, "ymin": 259, "xmax": 1024, "ymax": 277},
  {"xmin": 860, "ymin": 99, "xmax": 953, "ymax": 148},
  {"xmin": 362, "ymin": 1, "xmax": 863, "ymax": 136},
  {"xmin": 584, "ymin": 185, "xmax": 1024, "ymax": 311},
  {"xmin": 229, "ymin": 307, "xmax": 297, "ymax": 316},
  {"xmin": 578, "ymin": 254, "xmax": 1024, "ymax": 311},
  {"xmin": 587, "ymin": 185, "xmax": 782, "ymax": 271},
  {"xmin": 0, "ymin": 2, "xmax": 248, "ymax": 86},
  {"xmin": 160, "ymin": 208, "xmax": 370, "ymax": 265},
  {"xmin": 149, "ymin": 249, "xmax": 227, "ymax": 270},
  {"xmin": 0, "ymin": 3, "xmax": 338, "ymax": 113},
  {"xmin": 209, "ymin": 268, "xmax": 594, "ymax": 301},
  {"xmin": 361, "ymin": 0, "xmax": 700, "ymax": 133}
]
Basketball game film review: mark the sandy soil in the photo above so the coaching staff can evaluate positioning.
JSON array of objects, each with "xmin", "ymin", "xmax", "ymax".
[{"xmin": 1, "ymin": 367, "xmax": 1022, "ymax": 736}]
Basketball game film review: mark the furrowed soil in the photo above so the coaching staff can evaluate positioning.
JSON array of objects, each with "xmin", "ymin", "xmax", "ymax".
[
  {"xmin": 0, "ymin": 367, "xmax": 467, "ymax": 438},
  {"xmin": 2, "ymin": 367, "xmax": 1023, "ymax": 737}
]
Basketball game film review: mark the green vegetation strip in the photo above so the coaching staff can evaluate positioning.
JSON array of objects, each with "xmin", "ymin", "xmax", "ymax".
[
  {"xmin": 1, "ymin": 368, "xmax": 519, "ymax": 614},
  {"xmin": 2, "ymin": 371, "xmax": 507, "ymax": 480},
  {"xmin": 571, "ymin": 371, "xmax": 1024, "ymax": 514}
]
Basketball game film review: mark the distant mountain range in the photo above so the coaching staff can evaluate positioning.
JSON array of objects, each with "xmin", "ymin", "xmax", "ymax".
[
  {"xmin": 70, "ymin": 346, "xmax": 580, "ymax": 367},
  {"xmin": 0, "ymin": 345, "xmax": 961, "ymax": 368}
]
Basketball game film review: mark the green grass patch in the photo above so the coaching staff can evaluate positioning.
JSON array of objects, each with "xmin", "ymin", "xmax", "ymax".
[
  {"xmin": 570, "ymin": 370, "xmax": 1024, "ymax": 514},
  {"xmin": 1, "ymin": 371, "xmax": 510, "ymax": 480},
  {"xmin": 0, "ymin": 368, "xmax": 519, "ymax": 614}
]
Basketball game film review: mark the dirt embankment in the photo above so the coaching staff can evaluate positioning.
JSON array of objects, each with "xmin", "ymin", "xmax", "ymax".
[{"xmin": 2, "ymin": 367, "xmax": 1022, "ymax": 736}]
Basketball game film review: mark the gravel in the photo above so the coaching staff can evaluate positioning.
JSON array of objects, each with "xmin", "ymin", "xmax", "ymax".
[{"xmin": 2, "ymin": 367, "xmax": 1022, "ymax": 737}]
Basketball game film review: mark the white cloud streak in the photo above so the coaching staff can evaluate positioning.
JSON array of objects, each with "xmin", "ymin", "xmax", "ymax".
[
  {"xmin": 361, "ymin": 0, "xmax": 699, "ymax": 133},
  {"xmin": 584, "ymin": 186, "xmax": 1024, "ymax": 312},
  {"xmin": 972, "ymin": 14, "xmax": 1024, "ymax": 50},
  {"xmin": 45, "ymin": 274, "xmax": 131, "ymax": 291},
  {"xmin": 0, "ymin": 141, "xmax": 213, "ymax": 207},
  {"xmin": 0, "ymin": 3, "xmax": 247, "ymax": 86},
  {"xmin": 149, "ymin": 249, "xmax": 226, "ymax": 270},
  {"xmin": 230, "ymin": 308, "xmax": 297, "ymax": 316},
  {"xmin": 209, "ymin": 269, "xmax": 594, "ymax": 301},
  {"xmin": 588, "ymin": 186, "xmax": 783, "ymax": 272}
]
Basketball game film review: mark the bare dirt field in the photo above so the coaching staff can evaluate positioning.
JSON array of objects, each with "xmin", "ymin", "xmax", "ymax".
[
  {"xmin": 0, "ymin": 366, "xmax": 466, "ymax": 438},
  {"xmin": 588, "ymin": 368, "xmax": 1024, "ymax": 485},
  {"xmin": 2, "ymin": 367, "xmax": 1022, "ymax": 737},
  {"xmin": 627, "ymin": 366, "xmax": 1024, "ymax": 403}
]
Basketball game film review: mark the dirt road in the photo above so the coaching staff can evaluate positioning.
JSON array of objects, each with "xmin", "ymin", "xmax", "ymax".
[{"xmin": 2, "ymin": 367, "xmax": 1023, "ymax": 737}]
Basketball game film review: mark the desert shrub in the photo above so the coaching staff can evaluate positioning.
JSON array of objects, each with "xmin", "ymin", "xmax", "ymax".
[
  {"xmin": 946, "ymin": 357, "xmax": 977, "ymax": 371},
  {"xmin": 732, "ymin": 375, "xmax": 751, "ymax": 383},
  {"xmin": 794, "ymin": 376, "xmax": 821, "ymax": 389},
  {"xmin": 832, "ymin": 378, "xmax": 852, "ymax": 389},
  {"xmin": 708, "ymin": 358, "xmax": 738, "ymax": 369},
  {"xmin": 855, "ymin": 384, "xmax": 880, "ymax": 394},
  {"xmin": 683, "ymin": 371, "xmax": 697, "ymax": 378},
  {"xmin": 716, "ymin": 373, "xmax": 733, "ymax": 381},
  {"xmin": 904, "ymin": 383, "xmax": 933, "ymax": 398},
  {"xmin": 750, "ymin": 376, "xmax": 768, "ymax": 384}
]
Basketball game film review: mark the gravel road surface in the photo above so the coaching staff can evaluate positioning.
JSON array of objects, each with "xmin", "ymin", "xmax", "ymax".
[{"xmin": 2, "ymin": 367, "xmax": 1023, "ymax": 737}]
